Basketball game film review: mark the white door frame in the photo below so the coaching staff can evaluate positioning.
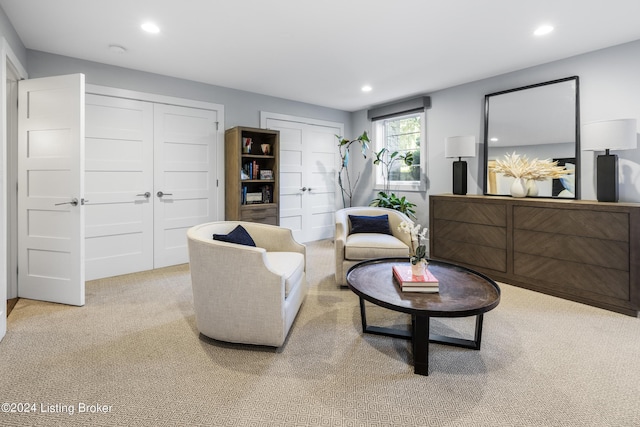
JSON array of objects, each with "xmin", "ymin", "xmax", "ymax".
[
  {"xmin": 1, "ymin": 38, "xmax": 28, "ymax": 341},
  {"xmin": 86, "ymin": 85, "xmax": 226, "ymax": 222}
]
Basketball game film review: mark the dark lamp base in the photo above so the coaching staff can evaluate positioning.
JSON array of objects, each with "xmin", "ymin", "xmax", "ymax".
[
  {"xmin": 596, "ymin": 153, "xmax": 618, "ymax": 203},
  {"xmin": 453, "ymin": 160, "xmax": 467, "ymax": 195}
]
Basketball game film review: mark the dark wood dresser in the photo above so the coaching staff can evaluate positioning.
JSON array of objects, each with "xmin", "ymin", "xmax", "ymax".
[{"xmin": 429, "ymin": 195, "xmax": 640, "ymax": 316}]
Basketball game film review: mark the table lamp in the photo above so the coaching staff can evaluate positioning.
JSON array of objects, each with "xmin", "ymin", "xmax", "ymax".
[
  {"xmin": 445, "ymin": 136, "xmax": 476, "ymax": 195},
  {"xmin": 582, "ymin": 119, "xmax": 637, "ymax": 202}
]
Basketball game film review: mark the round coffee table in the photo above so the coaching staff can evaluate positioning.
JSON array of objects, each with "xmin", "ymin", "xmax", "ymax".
[{"xmin": 346, "ymin": 258, "xmax": 501, "ymax": 376}]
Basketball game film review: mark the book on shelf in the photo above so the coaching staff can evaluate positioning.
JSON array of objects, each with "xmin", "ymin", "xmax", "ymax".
[
  {"xmin": 392, "ymin": 265, "xmax": 439, "ymax": 292},
  {"xmin": 242, "ymin": 161, "xmax": 260, "ymax": 180}
]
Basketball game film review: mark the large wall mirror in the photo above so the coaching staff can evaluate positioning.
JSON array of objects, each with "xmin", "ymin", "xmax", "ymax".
[{"xmin": 483, "ymin": 76, "xmax": 580, "ymax": 198}]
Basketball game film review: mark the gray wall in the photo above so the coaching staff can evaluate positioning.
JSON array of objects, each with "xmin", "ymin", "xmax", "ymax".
[
  {"xmin": 26, "ymin": 50, "xmax": 352, "ymax": 134},
  {"xmin": 352, "ymin": 39, "xmax": 640, "ymax": 227},
  {"xmin": 12, "ymin": 16, "xmax": 640, "ymax": 229},
  {"xmin": 0, "ymin": 5, "xmax": 26, "ymax": 65}
]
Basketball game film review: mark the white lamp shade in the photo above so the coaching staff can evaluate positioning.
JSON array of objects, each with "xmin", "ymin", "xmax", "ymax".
[
  {"xmin": 582, "ymin": 119, "xmax": 637, "ymax": 151},
  {"xmin": 445, "ymin": 135, "xmax": 476, "ymax": 158}
]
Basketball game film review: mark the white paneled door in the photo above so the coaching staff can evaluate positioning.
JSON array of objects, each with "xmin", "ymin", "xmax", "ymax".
[
  {"xmin": 84, "ymin": 97, "xmax": 218, "ymax": 279},
  {"xmin": 18, "ymin": 74, "xmax": 85, "ymax": 306},
  {"xmin": 305, "ymin": 124, "xmax": 340, "ymax": 241},
  {"xmin": 153, "ymin": 104, "xmax": 218, "ymax": 268},
  {"xmin": 84, "ymin": 94, "xmax": 154, "ymax": 280},
  {"xmin": 265, "ymin": 116, "xmax": 340, "ymax": 242},
  {"xmin": 269, "ymin": 119, "xmax": 305, "ymax": 241}
]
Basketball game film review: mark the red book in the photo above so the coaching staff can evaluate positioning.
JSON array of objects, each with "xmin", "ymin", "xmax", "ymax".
[{"xmin": 392, "ymin": 265, "xmax": 439, "ymax": 292}]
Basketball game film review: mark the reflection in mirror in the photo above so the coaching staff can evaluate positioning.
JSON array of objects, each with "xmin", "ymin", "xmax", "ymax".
[{"xmin": 483, "ymin": 76, "xmax": 580, "ymax": 198}]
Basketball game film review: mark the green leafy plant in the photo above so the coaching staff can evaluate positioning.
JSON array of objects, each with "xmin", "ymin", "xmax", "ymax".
[
  {"xmin": 370, "ymin": 191, "xmax": 417, "ymax": 219},
  {"xmin": 369, "ymin": 147, "xmax": 416, "ymax": 218},
  {"xmin": 336, "ymin": 131, "xmax": 370, "ymax": 208},
  {"xmin": 372, "ymin": 147, "xmax": 414, "ymax": 194}
]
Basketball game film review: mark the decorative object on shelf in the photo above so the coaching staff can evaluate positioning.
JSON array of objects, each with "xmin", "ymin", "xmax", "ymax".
[
  {"xmin": 510, "ymin": 178, "xmax": 528, "ymax": 198},
  {"xmin": 445, "ymin": 135, "xmax": 476, "ymax": 195},
  {"xmin": 242, "ymin": 137, "xmax": 253, "ymax": 153},
  {"xmin": 336, "ymin": 132, "xmax": 370, "ymax": 208},
  {"xmin": 246, "ymin": 192, "xmax": 262, "ymax": 204},
  {"xmin": 398, "ymin": 221, "xmax": 428, "ymax": 271},
  {"xmin": 526, "ymin": 179, "xmax": 539, "ymax": 197},
  {"xmin": 261, "ymin": 143, "xmax": 271, "ymax": 155},
  {"xmin": 582, "ymin": 118, "xmax": 637, "ymax": 202},
  {"xmin": 490, "ymin": 152, "xmax": 573, "ymax": 198},
  {"xmin": 261, "ymin": 185, "xmax": 273, "ymax": 203},
  {"xmin": 259, "ymin": 169, "xmax": 273, "ymax": 180}
]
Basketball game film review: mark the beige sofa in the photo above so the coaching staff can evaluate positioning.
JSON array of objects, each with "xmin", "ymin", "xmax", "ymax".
[
  {"xmin": 187, "ymin": 221, "xmax": 307, "ymax": 347},
  {"xmin": 335, "ymin": 207, "xmax": 413, "ymax": 286}
]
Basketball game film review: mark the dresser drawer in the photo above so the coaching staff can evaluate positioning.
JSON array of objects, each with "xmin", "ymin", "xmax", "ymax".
[
  {"xmin": 514, "ymin": 206, "xmax": 629, "ymax": 241},
  {"xmin": 514, "ymin": 253, "xmax": 630, "ymax": 301},
  {"xmin": 433, "ymin": 199, "xmax": 506, "ymax": 227},
  {"xmin": 241, "ymin": 205, "xmax": 277, "ymax": 224},
  {"xmin": 514, "ymin": 229, "xmax": 628, "ymax": 271},
  {"xmin": 432, "ymin": 238, "xmax": 507, "ymax": 272},
  {"xmin": 433, "ymin": 219, "xmax": 507, "ymax": 249}
]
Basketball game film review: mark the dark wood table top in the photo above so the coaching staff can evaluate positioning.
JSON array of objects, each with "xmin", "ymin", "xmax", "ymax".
[{"xmin": 346, "ymin": 258, "xmax": 501, "ymax": 318}]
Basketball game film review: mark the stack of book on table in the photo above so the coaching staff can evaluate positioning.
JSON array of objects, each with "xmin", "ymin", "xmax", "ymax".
[{"xmin": 392, "ymin": 265, "xmax": 439, "ymax": 293}]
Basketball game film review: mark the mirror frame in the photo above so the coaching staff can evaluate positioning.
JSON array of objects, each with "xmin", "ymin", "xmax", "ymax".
[{"xmin": 483, "ymin": 76, "xmax": 580, "ymax": 199}]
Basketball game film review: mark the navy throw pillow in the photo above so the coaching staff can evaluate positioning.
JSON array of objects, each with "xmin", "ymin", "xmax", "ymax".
[
  {"xmin": 348, "ymin": 214, "xmax": 392, "ymax": 235},
  {"xmin": 213, "ymin": 225, "xmax": 256, "ymax": 247}
]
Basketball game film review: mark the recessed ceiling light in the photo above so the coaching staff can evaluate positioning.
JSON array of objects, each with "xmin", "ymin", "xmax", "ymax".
[
  {"xmin": 490, "ymin": 137, "xmax": 499, "ymax": 142},
  {"xmin": 141, "ymin": 22, "xmax": 160, "ymax": 34},
  {"xmin": 361, "ymin": 85, "xmax": 372, "ymax": 92},
  {"xmin": 534, "ymin": 25, "xmax": 554, "ymax": 36}
]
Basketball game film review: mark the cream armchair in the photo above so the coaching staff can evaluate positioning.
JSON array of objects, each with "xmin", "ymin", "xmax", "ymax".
[
  {"xmin": 335, "ymin": 207, "xmax": 413, "ymax": 286},
  {"xmin": 187, "ymin": 221, "xmax": 307, "ymax": 347}
]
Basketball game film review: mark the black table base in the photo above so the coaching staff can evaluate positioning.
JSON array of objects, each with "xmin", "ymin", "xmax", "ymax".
[{"xmin": 359, "ymin": 297, "xmax": 484, "ymax": 375}]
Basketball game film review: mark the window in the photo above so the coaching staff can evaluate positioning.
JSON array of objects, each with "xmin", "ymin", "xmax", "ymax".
[{"xmin": 373, "ymin": 111, "xmax": 425, "ymax": 191}]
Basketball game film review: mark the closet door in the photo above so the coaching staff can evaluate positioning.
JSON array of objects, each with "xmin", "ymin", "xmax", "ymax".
[
  {"xmin": 305, "ymin": 124, "xmax": 340, "ymax": 241},
  {"xmin": 84, "ymin": 94, "xmax": 154, "ymax": 280},
  {"xmin": 153, "ymin": 104, "xmax": 218, "ymax": 267},
  {"xmin": 267, "ymin": 119, "xmax": 305, "ymax": 241},
  {"xmin": 264, "ymin": 117, "xmax": 339, "ymax": 242}
]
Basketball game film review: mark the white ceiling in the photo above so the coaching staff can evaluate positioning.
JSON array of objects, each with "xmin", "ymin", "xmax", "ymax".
[{"xmin": 2, "ymin": 0, "xmax": 640, "ymax": 112}]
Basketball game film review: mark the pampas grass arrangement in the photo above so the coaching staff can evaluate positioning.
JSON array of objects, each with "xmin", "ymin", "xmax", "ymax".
[{"xmin": 490, "ymin": 152, "xmax": 572, "ymax": 181}]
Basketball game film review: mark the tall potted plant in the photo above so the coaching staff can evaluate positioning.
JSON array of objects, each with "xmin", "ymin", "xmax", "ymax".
[{"xmin": 336, "ymin": 131, "xmax": 370, "ymax": 208}]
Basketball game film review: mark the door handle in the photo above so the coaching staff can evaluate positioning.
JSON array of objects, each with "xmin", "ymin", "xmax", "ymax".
[
  {"xmin": 300, "ymin": 187, "xmax": 307, "ymax": 192},
  {"xmin": 55, "ymin": 198, "xmax": 79, "ymax": 206},
  {"xmin": 137, "ymin": 192, "xmax": 151, "ymax": 198},
  {"xmin": 157, "ymin": 191, "xmax": 173, "ymax": 197}
]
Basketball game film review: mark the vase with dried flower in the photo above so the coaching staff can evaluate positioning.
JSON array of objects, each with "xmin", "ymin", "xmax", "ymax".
[{"xmin": 490, "ymin": 152, "xmax": 572, "ymax": 197}]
